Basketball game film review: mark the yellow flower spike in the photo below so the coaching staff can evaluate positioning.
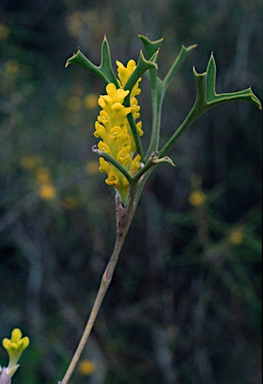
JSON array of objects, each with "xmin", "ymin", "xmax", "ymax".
[
  {"xmin": 2, "ymin": 328, "xmax": 30, "ymax": 377},
  {"xmin": 94, "ymin": 58, "xmax": 143, "ymax": 204}
]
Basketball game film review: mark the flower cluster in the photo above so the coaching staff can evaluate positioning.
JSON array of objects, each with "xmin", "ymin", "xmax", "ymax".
[
  {"xmin": 94, "ymin": 60, "xmax": 143, "ymax": 204},
  {"xmin": 1, "ymin": 328, "xmax": 29, "ymax": 380}
]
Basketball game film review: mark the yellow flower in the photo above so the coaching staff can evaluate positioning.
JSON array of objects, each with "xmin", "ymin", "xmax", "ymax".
[
  {"xmin": 86, "ymin": 160, "xmax": 100, "ymax": 175},
  {"xmin": 38, "ymin": 183, "xmax": 56, "ymax": 200},
  {"xmin": 2, "ymin": 328, "xmax": 30, "ymax": 376},
  {"xmin": 84, "ymin": 93, "xmax": 98, "ymax": 109},
  {"xmin": 229, "ymin": 228, "xmax": 244, "ymax": 245},
  {"xmin": 189, "ymin": 190, "xmax": 206, "ymax": 207},
  {"xmin": 94, "ymin": 60, "xmax": 143, "ymax": 204},
  {"xmin": 78, "ymin": 359, "xmax": 96, "ymax": 376}
]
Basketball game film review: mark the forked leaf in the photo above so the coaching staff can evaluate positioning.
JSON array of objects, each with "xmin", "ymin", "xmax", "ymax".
[
  {"xmin": 138, "ymin": 35, "xmax": 164, "ymax": 60},
  {"xmin": 196, "ymin": 53, "xmax": 262, "ymax": 112},
  {"xmin": 159, "ymin": 53, "xmax": 261, "ymax": 157},
  {"xmin": 65, "ymin": 49, "xmax": 110, "ymax": 84},
  {"xmin": 100, "ymin": 37, "xmax": 119, "ymax": 86},
  {"xmin": 66, "ymin": 36, "xmax": 118, "ymax": 86}
]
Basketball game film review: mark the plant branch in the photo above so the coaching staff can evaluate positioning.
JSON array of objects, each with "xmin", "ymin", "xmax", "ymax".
[
  {"xmin": 92, "ymin": 145, "xmax": 133, "ymax": 183},
  {"xmin": 58, "ymin": 192, "xmax": 138, "ymax": 384}
]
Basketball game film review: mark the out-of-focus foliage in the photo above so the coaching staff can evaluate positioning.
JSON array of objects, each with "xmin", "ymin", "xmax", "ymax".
[{"xmin": 0, "ymin": 1, "xmax": 262, "ymax": 383}]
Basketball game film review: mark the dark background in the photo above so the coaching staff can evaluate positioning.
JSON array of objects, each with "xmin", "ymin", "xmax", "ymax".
[{"xmin": 0, "ymin": 0, "xmax": 262, "ymax": 383}]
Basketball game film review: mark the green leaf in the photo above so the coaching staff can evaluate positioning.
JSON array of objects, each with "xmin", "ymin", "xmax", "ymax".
[
  {"xmin": 198, "ymin": 53, "xmax": 262, "ymax": 111},
  {"xmin": 99, "ymin": 36, "xmax": 119, "ymax": 86},
  {"xmin": 138, "ymin": 35, "xmax": 163, "ymax": 60},
  {"xmin": 65, "ymin": 49, "xmax": 110, "ymax": 83},
  {"xmin": 162, "ymin": 43, "xmax": 197, "ymax": 93},
  {"xmin": 159, "ymin": 53, "xmax": 261, "ymax": 157},
  {"xmin": 145, "ymin": 40, "xmax": 196, "ymax": 158},
  {"xmin": 65, "ymin": 36, "xmax": 118, "ymax": 86}
]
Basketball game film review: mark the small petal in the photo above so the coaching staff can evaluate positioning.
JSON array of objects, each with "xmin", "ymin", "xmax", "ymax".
[
  {"xmin": 99, "ymin": 158, "xmax": 111, "ymax": 174},
  {"xmin": 105, "ymin": 171, "xmax": 119, "ymax": 187},
  {"xmin": 11, "ymin": 329, "xmax": 22, "ymax": 343},
  {"xmin": 109, "ymin": 126, "xmax": 123, "ymax": 140},
  {"xmin": 117, "ymin": 148, "xmax": 132, "ymax": 165},
  {"xmin": 98, "ymin": 141, "xmax": 111, "ymax": 154}
]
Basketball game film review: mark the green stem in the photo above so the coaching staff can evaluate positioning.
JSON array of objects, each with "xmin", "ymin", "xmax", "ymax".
[
  {"xmin": 158, "ymin": 104, "xmax": 199, "ymax": 157},
  {"xmin": 92, "ymin": 145, "xmax": 133, "ymax": 183},
  {"xmin": 126, "ymin": 111, "xmax": 144, "ymax": 161},
  {"xmin": 132, "ymin": 155, "xmax": 156, "ymax": 183},
  {"xmin": 162, "ymin": 44, "xmax": 197, "ymax": 94},
  {"xmin": 58, "ymin": 189, "xmax": 138, "ymax": 384},
  {"xmin": 146, "ymin": 69, "xmax": 162, "ymax": 158}
]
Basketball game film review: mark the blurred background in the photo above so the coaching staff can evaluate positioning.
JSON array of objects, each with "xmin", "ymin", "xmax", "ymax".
[{"xmin": 0, "ymin": 0, "xmax": 262, "ymax": 383}]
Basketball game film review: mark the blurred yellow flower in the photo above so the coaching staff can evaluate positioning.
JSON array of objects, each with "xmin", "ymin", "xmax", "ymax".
[
  {"xmin": 63, "ymin": 196, "xmax": 78, "ymax": 210},
  {"xmin": 86, "ymin": 161, "xmax": 99, "ymax": 175},
  {"xmin": 35, "ymin": 167, "xmax": 51, "ymax": 183},
  {"xmin": 189, "ymin": 190, "xmax": 206, "ymax": 207},
  {"xmin": 67, "ymin": 95, "xmax": 82, "ymax": 111},
  {"xmin": 66, "ymin": 11, "xmax": 85, "ymax": 38},
  {"xmin": 38, "ymin": 183, "xmax": 56, "ymax": 200},
  {"xmin": 6, "ymin": 59, "xmax": 20, "ymax": 76},
  {"xmin": 229, "ymin": 228, "xmax": 244, "ymax": 245},
  {"xmin": 78, "ymin": 359, "xmax": 96, "ymax": 376},
  {"xmin": 84, "ymin": 93, "xmax": 98, "ymax": 109},
  {"xmin": 20, "ymin": 155, "xmax": 40, "ymax": 169},
  {"xmin": 0, "ymin": 23, "xmax": 9, "ymax": 39}
]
